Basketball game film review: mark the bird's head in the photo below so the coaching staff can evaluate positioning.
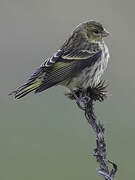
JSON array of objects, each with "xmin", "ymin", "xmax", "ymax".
[{"xmin": 74, "ymin": 20, "xmax": 110, "ymax": 42}]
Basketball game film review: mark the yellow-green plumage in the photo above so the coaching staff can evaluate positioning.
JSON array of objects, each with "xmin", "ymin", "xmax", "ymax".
[
  {"xmin": 14, "ymin": 81, "xmax": 41, "ymax": 99},
  {"xmin": 9, "ymin": 20, "xmax": 110, "ymax": 99}
]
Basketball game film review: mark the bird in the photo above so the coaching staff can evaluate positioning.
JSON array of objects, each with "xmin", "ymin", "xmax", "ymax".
[{"xmin": 9, "ymin": 20, "xmax": 110, "ymax": 99}]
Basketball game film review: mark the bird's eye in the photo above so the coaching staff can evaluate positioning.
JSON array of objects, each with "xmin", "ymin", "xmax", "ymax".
[{"xmin": 93, "ymin": 30, "xmax": 99, "ymax": 34}]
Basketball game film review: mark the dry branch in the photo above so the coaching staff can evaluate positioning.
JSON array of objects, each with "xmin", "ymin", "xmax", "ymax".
[{"xmin": 66, "ymin": 80, "xmax": 117, "ymax": 180}]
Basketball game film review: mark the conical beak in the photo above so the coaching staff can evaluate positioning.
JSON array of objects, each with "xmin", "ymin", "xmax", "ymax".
[{"xmin": 102, "ymin": 29, "xmax": 110, "ymax": 37}]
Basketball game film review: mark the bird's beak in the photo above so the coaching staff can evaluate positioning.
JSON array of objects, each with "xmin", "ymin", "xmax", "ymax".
[{"xmin": 102, "ymin": 29, "xmax": 110, "ymax": 37}]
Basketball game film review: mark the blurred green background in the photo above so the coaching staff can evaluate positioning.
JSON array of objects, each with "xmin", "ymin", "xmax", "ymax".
[{"xmin": 0, "ymin": 0, "xmax": 135, "ymax": 179}]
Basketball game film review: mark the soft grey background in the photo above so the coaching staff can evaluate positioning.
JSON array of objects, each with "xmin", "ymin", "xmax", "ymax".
[{"xmin": 0, "ymin": 0, "xmax": 135, "ymax": 179}]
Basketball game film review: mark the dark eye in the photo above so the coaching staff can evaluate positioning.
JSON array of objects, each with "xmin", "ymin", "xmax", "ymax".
[{"xmin": 93, "ymin": 30, "xmax": 99, "ymax": 34}]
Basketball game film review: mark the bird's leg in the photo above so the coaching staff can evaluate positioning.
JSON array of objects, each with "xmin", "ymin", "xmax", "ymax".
[
  {"xmin": 65, "ymin": 89, "xmax": 81, "ymax": 100},
  {"xmin": 80, "ymin": 94, "xmax": 91, "ymax": 104},
  {"xmin": 67, "ymin": 89, "xmax": 91, "ymax": 110},
  {"xmin": 69, "ymin": 89, "xmax": 86, "ymax": 110},
  {"xmin": 65, "ymin": 81, "xmax": 108, "ymax": 109}
]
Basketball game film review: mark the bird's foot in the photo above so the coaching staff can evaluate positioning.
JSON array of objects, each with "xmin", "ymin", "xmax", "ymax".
[
  {"xmin": 65, "ymin": 89, "xmax": 82, "ymax": 100},
  {"xmin": 65, "ymin": 80, "xmax": 108, "ymax": 110},
  {"xmin": 65, "ymin": 89, "xmax": 91, "ymax": 110}
]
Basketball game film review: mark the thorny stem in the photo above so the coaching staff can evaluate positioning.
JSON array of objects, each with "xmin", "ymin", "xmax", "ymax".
[{"xmin": 66, "ymin": 80, "xmax": 117, "ymax": 180}]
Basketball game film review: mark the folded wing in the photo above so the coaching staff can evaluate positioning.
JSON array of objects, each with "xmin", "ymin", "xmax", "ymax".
[{"xmin": 9, "ymin": 38, "xmax": 102, "ymax": 99}]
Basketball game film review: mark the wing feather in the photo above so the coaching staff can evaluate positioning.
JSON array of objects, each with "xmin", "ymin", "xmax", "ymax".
[
  {"xmin": 35, "ymin": 62, "xmax": 76, "ymax": 93},
  {"xmin": 10, "ymin": 30, "xmax": 103, "ymax": 99},
  {"xmin": 35, "ymin": 50, "xmax": 102, "ymax": 93}
]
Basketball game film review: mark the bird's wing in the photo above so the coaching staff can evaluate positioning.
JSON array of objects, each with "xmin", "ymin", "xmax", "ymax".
[
  {"xmin": 9, "ymin": 31, "xmax": 103, "ymax": 99},
  {"xmin": 35, "ymin": 46, "xmax": 102, "ymax": 93},
  {"xmin": 40, "ymin": 31, "xmax": 101, "ymax": 66},
  {"xmin": 16, "ymin": 31, "xmax": 102, "ymax": 94},
  {"xmin": 9, "ymin": 43, "xmax": 102, "ymax": 98}
]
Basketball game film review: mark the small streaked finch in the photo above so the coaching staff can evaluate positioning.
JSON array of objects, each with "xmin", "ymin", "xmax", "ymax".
[{"xmin": 9, "ymin": 20, "xmax": 110, "ymax": 99}]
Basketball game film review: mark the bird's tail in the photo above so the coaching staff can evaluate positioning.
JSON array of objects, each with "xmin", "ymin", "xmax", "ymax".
[
  {"xmin": 9, "ymin": 67, "xmax": 45, "ymax": 99},
  {"xmin": 9, "ymin": 81, "xmax": 42, "ymax": 99}
]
